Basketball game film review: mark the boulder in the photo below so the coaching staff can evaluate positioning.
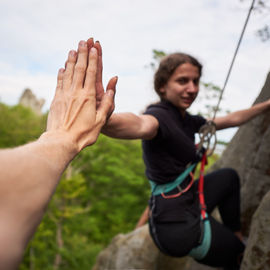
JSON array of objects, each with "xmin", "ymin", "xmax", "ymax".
[
  {"xmin": 92, "ymin": 225, "xmax": 187, "ymax": 270},
  {"xmin": 19, "ymin": 88, "xmax": 45, "ymax": 115},
  {"xmin": 240, "ymin": 190, "xmax": 270, "ymax": 270}
]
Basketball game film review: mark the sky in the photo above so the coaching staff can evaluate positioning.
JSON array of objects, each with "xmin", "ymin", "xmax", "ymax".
[{"xmin": 0, "ymin": 0, "xmax": 269, "ymax": 142}]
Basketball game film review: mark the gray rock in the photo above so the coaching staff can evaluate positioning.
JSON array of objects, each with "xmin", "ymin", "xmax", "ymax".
[
  {"xmin": 210, "ymin": 72, "xmax": 270, "ymax": 235},
  {"xmin": 184, "ymin": 72, "xmax": 270, "ymax": 270},
  {"xmin": 19, "ymin": 88, "xmax": 45, "ymax": 115},
  {"xmin": 92, "ymin": 225, "xmax": 187, "ymax": 270},
  {"xmin": 240, "ymin": 191, "xmax": 270, "ymax": 270}
]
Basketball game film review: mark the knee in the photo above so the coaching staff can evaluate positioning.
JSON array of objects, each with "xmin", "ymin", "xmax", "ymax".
[{"xmin": 222, "ymin": 168, "xmax": 240, "ymax": 189}]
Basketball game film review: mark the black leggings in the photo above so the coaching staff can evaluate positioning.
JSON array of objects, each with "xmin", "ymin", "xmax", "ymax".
[{"xmin": 149, "ymin": 168, "xmax": 245, "ymax": 269}]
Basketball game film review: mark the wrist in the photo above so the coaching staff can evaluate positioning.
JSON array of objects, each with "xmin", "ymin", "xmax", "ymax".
[{"xmin": 38, "ymin": 130, "xmax": 80, "ymax": 162}]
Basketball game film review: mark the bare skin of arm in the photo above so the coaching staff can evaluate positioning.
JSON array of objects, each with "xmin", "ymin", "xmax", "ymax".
[
  {"xmin": 92, "ymin": 38, "xmax": 159, "ymax": 141},
  {"xmin": 214, "ymin": 99, "xmax": 270, "ymax": 130},
  {"xmin": 135, "ymin": 206, "xmax": 150, "ymax": 229},
  {"xmin": 0, "ymin": 39, "xmax": 116, "ymax": 270},
  {"xmin": 102, "ymin": 113, "xmax": 159, "ymax": 140}
]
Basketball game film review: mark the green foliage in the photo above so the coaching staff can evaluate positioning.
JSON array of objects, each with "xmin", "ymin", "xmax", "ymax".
[
  {"xmin": 0, "ymin": 103, "xmax": 47, "ymax": 147},
  {"xmin": 15, "ymin": 123, "xmax": 149, "ymax": 269},
  {"xmin": 0, "ymin": 103, "xmax": 149, "ymax": 269},
  {"xmin": 149, "ymin": 49, "xmax": 167, "ymax": 69},
  {"xmin": 72, "ymin": 136, "xmax": 150, "ymax": 243},
  {"xmin": 194, "ymin": 154, "xmax": 220, "ymax": 179},
  {"xmin": 1, "ymin": 101, "xmax": 220, "ymax": 269},
  {"xmin": 197, "ymin": 82, "xmax": 231, "ymax": 118},
  {"xmin": 243, "ymin": 0, "xmax": 270, "ymax": 42}
]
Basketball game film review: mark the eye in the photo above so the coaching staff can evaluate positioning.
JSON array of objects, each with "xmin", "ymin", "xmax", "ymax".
[
  {"xmin": 177, "ymin": 77, "xmax": 189, "ymax": 85},
  {"xmin": 193, "ymin": 78, "xmax": 199, "ymax": 85}
]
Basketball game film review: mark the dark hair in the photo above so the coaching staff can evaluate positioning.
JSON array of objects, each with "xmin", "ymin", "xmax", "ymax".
[{"xmin": 154, "ymin": 53, "xmax": 202, "ymax": 97}]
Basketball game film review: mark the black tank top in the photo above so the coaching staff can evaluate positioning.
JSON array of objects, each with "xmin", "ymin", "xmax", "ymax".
[{"xmin": 142, "ymin": 100, "xmax": 206, "ymax": 184}]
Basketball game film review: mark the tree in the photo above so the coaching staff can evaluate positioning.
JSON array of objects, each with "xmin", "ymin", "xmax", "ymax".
[
  {"xmin": 241, "ymin": 0, "xmax": 270, "ymax": 42},
  {"xmin": 0, "ymin": 103, "xmax": 46, "ymax": 147},
  {"xmin": 19, "ymin": 135, "xmax": 149, "ymax": 270}
]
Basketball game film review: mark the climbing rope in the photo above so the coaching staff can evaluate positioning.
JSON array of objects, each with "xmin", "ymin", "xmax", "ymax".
[{"xmin": 198, "ymin": 0, "xmax": 256, "ymax": 156}]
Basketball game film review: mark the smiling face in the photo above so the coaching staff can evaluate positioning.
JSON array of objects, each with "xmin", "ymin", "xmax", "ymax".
[{"xmin": 160, "ymin": 63, "xmax": 200, "ymax": 115}]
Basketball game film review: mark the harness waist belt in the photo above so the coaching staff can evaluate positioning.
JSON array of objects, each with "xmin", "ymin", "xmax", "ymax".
[{"xmin": 149, "ymin": 163, "xmax": 197, "ymax": 196}]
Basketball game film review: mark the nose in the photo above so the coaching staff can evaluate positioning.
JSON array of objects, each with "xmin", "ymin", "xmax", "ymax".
[{"xmin": 187, "ymin": 81, "xmax": 198, "ymax": 93}]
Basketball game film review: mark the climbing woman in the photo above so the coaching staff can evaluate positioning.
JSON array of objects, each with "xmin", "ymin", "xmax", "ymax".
[{"xmin": 101, "ymin": 51, "xmax": 270, "ymax": 269}]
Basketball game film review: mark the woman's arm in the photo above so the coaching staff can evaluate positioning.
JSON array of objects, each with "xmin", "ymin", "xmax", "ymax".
[
  {"xmin": 102, "ymin": 113, "xmax": 159, "ymax": 140},
  {"xmin": 92, "ymin": 40, "xmax": 158, "ymax": 141},
  {"xmin": 214, "ymin": 99, "xmax": 270, "ymax": 130},
  {"xmin": 0, "ymin": 39, "xmax": 116, "ymax": 269},
  {"xmin": 135, "ymin": 206, "xmax": 150, "ymax": 229}
]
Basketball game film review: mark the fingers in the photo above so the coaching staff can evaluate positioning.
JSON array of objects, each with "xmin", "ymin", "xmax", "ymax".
[
  {"xmin": 94, "ymin": 41, "xmax": 104, "ymax": 104},
  {"xmin": 56, "ymin": 68, "xmax": 65, "ymax": 94},
  {"xmin": 83, "ymin": 47, "xmax": 98, "ymax": 95},
  {"xmin": 63, "ymin": 50, "xmax": 77, "ymax": 91},
  {"xmin": 71, "ymin": 41, "xmax": 89, "ymax": 90},
  {"xmin": 106, "ymin": 76, "xmax": 118, "ymax": 92},
  {"xmin": 97, "ymin": 88, "xmax": 116, "ymax": 124},
  {"xmin": 87, "ymin": 37, "xmax": 94, "ymax": 50},
  {"xmin": 97, "ymin": 76, "xmax": 117, "ymax": 123},
  {"xmin": 94, "ymin": 41, "xmax": 103, "ymax": 86}
]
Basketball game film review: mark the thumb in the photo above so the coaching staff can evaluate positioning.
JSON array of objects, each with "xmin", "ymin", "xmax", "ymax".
[
  {"xmin": 106, "ymin": 76, "xmax": 118, "ymax": 94},
  {"xmin": 96, "ymin": 79, "xmax": 117, "ymax": 125}
]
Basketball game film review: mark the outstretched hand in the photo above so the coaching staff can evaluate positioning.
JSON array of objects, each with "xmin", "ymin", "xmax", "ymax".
[
  {"xmin": 87, "ymin": 38, "xmax": 117, "ymax": 117},
  {"xmin": 46, "ymin": 39, "xmax": 117, "ymax": 153}
]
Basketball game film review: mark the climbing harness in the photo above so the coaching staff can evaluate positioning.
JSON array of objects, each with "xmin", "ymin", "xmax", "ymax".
[
  {"xmin": 149, "ymin": 163, "xmax": 196, "ymax": 197},
  {"xmin": 149, "ymin": 149, "xmax": 211, "ymax": 260}
]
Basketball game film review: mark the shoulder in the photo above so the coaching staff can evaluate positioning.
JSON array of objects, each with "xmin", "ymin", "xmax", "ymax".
[
  {"xmin": 185, "ymin": 112, "xmax": 206, "ymax": 131},
  {"xmin": 145, "ymin": 101, "xmax": 169, "ymax": 113},
  {"xmin": 143, "ymin": 101, "xmax": 172, "ymax": 139},
  {"xmin": 187, "ymin": 113, "xmax": 206, "ymax": 122},
  {"xmin": 144, "ymin": 101, "xmax": 171, "ymax": 120}
]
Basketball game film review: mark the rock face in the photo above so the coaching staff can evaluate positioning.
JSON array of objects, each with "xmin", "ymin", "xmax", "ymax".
[
  {"xmin": 210, "ymin": 72, "xmax": 270, "ymax": 235},
  {"xmin": 92, "ymin": 225, "xmax": 187, "ymax": 270},
  {"xmin": 92, "ymin": 72, "xmax": 270, "ymax": 270},
  {"xmin": 240, "ymin": 190, "xmax": 270, "ymax": 270},
  {"xmin": 19, "ymin": 88, "xmax": 45, "ymax": 115}
]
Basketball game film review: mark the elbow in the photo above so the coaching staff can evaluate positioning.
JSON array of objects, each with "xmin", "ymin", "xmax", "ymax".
[{"xmin": 140, "ymin": 122, "xmax": 158, "ymax": 140}]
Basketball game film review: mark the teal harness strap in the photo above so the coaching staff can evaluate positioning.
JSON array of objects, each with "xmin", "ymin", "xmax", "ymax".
[
  {"xmin": 188, "ymin": 214, "xmax": 212, "ymax": 260},
  {"xmin": 149, "ymin": 163, "xmax": 197, "ymax": 196}
]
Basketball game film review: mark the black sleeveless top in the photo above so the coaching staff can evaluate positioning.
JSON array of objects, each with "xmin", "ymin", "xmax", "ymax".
[
  {"xmin": 142, "ymin": 100, "xmax": 206, "ymax": 184},
  {"xmin": 144, "ymin": 101, "xmax": 206, "ymax": 253}
]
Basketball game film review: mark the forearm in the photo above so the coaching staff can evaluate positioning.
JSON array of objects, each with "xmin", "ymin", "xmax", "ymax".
[
  {"xmin": 0, "ymin": 38, "xmax": 117, "ymax": 269},
  {"xmin": 135, "ymin": 206, "xmax": 149, "ymax": 229},
  {"xmin": 215, "ymin": 99, "xmax": 270, "ymax": 130},
  {"xmin": 102, "ymin": 113, "xmax": 157, "ymax": 140},
  {"xmin": 0, "ymin": 132, "xmax": 77, "ymax": 269}
]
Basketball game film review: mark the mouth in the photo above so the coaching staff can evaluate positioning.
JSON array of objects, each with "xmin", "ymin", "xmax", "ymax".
[{"xmin": 182, "ymin": 97, "xmax": 194, "ymax": 104}]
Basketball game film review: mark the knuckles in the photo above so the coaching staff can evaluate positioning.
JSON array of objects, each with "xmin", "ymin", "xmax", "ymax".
[{"xmin": 74, "ymin": 64, "xmax": 87, "ymax": 73}]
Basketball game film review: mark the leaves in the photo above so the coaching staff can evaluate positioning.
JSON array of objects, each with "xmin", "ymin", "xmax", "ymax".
[
  {"xmin": 0, "ymin": 102, "xmax": 149, "ymax": 269},
  {"xmin": 0, "ymin": 103, "xmax": 47, "ymax": 147}
]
